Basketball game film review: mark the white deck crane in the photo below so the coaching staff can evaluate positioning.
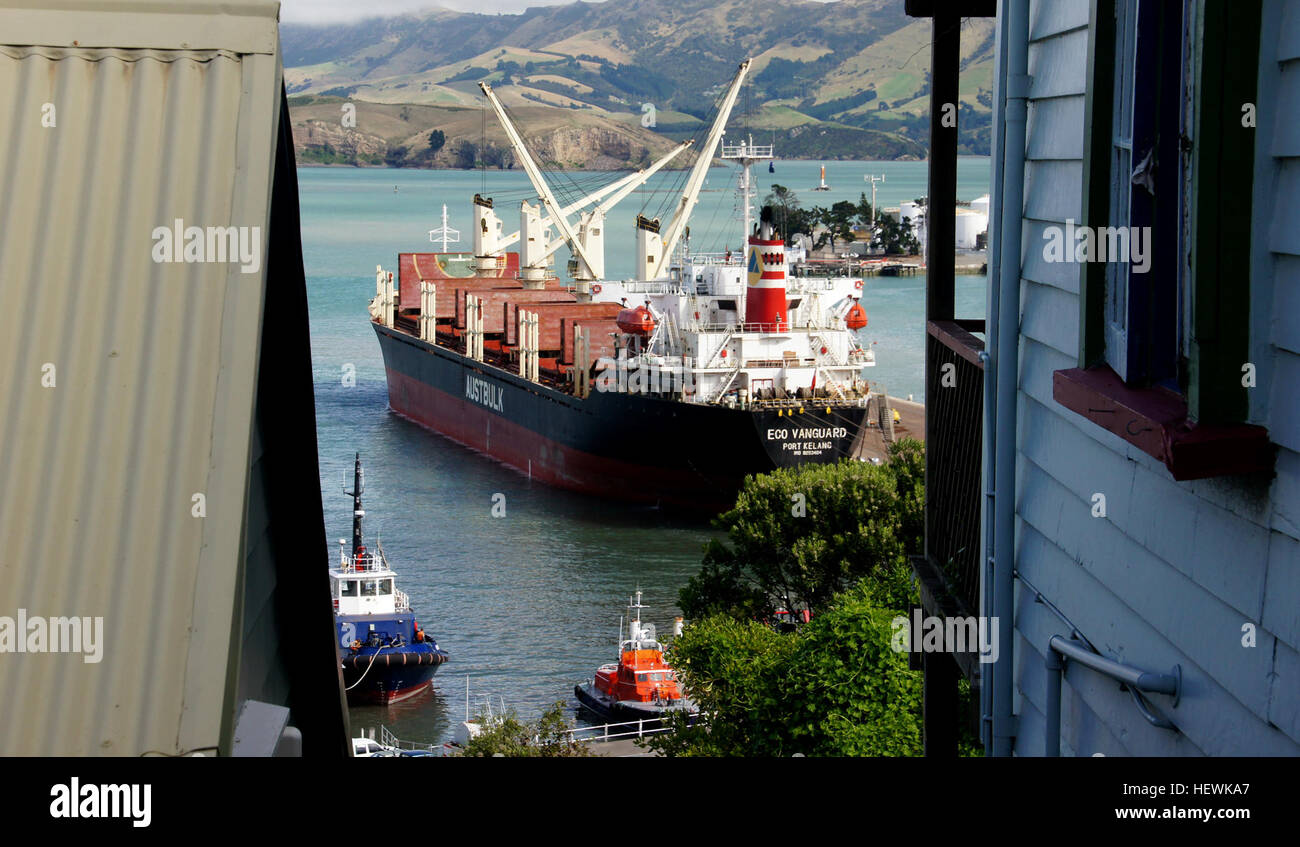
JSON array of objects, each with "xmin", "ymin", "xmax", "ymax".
[
  {"xmin": 480, "ymin": 81, "xmax": 598, "ymax": 281},
  {"xmin": 648, "ymin": 58, "xmax": 752, "ymax": 280},
  {"xmin": 498, "ymin": 143, "xmax": 691, "ymax": 251},
  {"xmin": 478, "ymin": 81, "xmax": 690, "ymax": 285}
]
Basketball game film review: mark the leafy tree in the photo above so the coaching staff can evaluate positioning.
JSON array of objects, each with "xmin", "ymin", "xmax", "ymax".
[
  {"xmin": 456, "ymin": 702, "xmax": 593, "ymax": 757},
  {"xmin": 679, "ymin": 439, "xmax": 925, "ymax": 622},
  {"xmin": 825, "ymin": 200, "xmax": 859, "ymax": 250},
  {"xmin": 384, "ymin": 145, "xmax": 408, "ymax": 168},
  {"xmin": 648, "ymin": 583, "xmax": 924, "ymax": 757},
  {"xmin": 872, "ymin": 215, "xmax": 921, "ymax": 256},
  {"xmin": 428, "ymin": 129, "xmax": 446, "ymax": 154},
  {"xmin": 764, "ymin": 184, "xmax": 808, "ymax": 244},
  {"xmin": 452, "ymin": 139, "xmax": 477, "ymax": 169},
  {"xmin": 854, "ymin": 191, "xmax": 877, "ymax": 230}
]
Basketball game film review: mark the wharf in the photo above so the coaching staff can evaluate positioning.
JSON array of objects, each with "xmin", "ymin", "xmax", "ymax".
[
  {"xmin": 795, "ymin": 252, "xmax": 988, "ymax": 277},
  {"xmin": 851, "ymin": 393, "xmax": 925, "ymax": 463}
]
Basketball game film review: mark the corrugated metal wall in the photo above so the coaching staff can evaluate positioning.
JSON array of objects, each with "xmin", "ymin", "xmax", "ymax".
[{"xmin": 0, "ymin": 1, "xmax": 282, "ymax": 755}]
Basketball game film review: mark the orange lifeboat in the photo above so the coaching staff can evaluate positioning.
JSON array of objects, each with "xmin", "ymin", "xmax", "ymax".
[
  {"xmin": 574, "ymin": 590, "xmax": 698, "ymax": 723},
  {"xmin": 616, "ymin": 305, "xmax": 656, "ymax": 336},
  {"xmin": 845, "ymin": 302, "xmax": 868, "ymax": 330}
]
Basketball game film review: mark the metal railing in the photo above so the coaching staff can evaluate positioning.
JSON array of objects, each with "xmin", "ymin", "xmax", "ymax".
[
  {"xmin": 335, "ymin": 551, "xmax": 390, "ymax": 574},
  {"xmin": 559, "ymin": 718, "xmax": 684, "ymax": 744},
  {"xmin": 925, "ymin": 320, "xmax": 986, "ymax": 617},
  {"xmin": 379, "ymin": 725, "xmax": 438, "ymax": 754}
]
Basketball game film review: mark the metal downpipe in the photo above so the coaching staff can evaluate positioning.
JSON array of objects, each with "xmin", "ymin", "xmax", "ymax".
[{"xmin": 991, "ymin": 0, "xmax": 1031, "ymax": 758}]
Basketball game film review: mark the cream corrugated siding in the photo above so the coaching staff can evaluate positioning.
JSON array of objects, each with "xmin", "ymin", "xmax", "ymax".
[{"xmin": 0, "ymin": 0, "xmax": 280, "ymax": 755}]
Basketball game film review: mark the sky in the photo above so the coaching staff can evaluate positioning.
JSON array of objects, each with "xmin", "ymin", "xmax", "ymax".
[{"xmin": 278, "ymin": 0, "xmax": 584, "ymax": 23}]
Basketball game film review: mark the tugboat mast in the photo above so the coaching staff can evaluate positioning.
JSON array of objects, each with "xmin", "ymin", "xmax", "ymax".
[{"xmin": 344, "ymin": 452, "xmax": 365, "ymax": 557}]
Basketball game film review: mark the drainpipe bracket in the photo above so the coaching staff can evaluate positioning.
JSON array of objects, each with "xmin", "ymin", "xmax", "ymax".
[
  {"xmin": 993, "ymin": 717, "xmax": 1019, "ymax": 739},
  {"xmin": 1006, "ymin": 73, "xmax": 1033, "ymax": 101}
]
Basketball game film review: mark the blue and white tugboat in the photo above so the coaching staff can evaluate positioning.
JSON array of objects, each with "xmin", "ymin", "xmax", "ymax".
[{"xmin": 332, "ymin": 454, "xmax": 448, "ymax": 705}]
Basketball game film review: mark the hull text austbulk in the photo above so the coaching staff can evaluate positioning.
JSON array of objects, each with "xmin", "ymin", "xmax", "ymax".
[{"xmin": 465, "ymin": 374, "xmax": 504, "ymax": 412}]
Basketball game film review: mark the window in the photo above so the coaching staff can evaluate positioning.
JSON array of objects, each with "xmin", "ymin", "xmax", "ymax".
[
  {"xmin": 341, "ymin": 580, "xmax": 358, "ymax": 597},
  {"xmin": 1097, "ymin": 0, "xmax": 1186, "ymax": 388},
  {"xmin": 360, "ymin": 580, "xmax": 378, "ymax": 597},
  {"xmin": 378, "ymin": 579, "xmax": 392, "ymax": 595},
  {"xmin": 1058, "ymin": 0, "xmax": 1271, "ymax": 480}
]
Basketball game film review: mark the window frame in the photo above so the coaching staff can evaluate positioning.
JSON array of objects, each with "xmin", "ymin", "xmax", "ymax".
[{"xmin": 1059, "ymin": 0, "xmax": 1271, "ymax": 480}]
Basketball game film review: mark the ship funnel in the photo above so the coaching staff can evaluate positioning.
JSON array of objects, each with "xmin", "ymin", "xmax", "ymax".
[{"xmin": 745, "ymin": 206, "xmax": 788, "ymax": 332}]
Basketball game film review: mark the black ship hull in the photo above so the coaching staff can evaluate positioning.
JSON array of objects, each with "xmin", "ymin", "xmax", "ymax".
[{"xmin": 373, "ymin": 322, "xmax": 869, "ymax": 511}]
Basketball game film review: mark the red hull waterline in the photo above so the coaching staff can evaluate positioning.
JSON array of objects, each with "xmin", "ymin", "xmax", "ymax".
[
  {"xmin": 350, "ymin": 679, "xmax": 432, "ymax": 706},
  {"xmin": 384, "ymin": 368, "xmax": 740, "ymax": 510}
]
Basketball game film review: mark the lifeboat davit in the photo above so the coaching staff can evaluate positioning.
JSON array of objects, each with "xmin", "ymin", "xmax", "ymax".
[
  {"xmin": 845, "ymin": 302, "xmax": 868, "ymax": 330},
  {"xmin": 616, "ymin": 305, "xmax": 656, "ymax": 336}
]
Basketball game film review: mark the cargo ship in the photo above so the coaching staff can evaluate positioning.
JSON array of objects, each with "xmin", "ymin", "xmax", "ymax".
[
  {"xmin": 332, "ymin": 454, "xmax": 448, "ymax": 705},
  {"xmin": 369, "ymin": 60, "xmax": 876, "ymax": 511}
]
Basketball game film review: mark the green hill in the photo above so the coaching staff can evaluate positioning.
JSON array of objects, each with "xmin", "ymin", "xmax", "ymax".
[{"xmin": 282, "ymin": 0, "xmax": 995, "ymax": 168}]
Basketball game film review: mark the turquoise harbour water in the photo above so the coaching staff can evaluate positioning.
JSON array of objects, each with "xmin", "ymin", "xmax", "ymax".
[{"xmin": 302, "ymin": 158, "xmax": 989, "ymax": 744}]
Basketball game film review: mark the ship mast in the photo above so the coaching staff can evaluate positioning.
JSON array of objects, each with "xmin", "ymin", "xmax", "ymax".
[
  {"xmin": 721, "ymin": 133, "xmax": 774, "ymax": 249},
  {"xmin": 650, "ymin": 58, "xmax": 752, "ymax": 279},
  {"xmin": 428, "ymin": 204, "xmax": 460, "ymax": 252},
  {"xmin": 344, "ymin": 452, "xmax": 364, "ymax": 557},
  {"xmin": 628, "ymin": 589, "xmax": 646, "ymax": 647}
]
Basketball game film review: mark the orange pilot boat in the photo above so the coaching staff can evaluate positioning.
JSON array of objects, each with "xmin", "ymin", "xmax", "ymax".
[{"xmin": 574, "ymin": 591, "xmax": 697, "ymax": 723}]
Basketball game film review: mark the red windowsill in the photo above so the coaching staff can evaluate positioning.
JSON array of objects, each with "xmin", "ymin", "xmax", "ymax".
[{"xmin": 1052, "ymin": 367, "xmax": 1274, "ymax": 481}]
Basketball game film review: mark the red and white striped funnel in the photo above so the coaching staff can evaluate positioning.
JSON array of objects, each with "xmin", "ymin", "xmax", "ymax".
[{"xmin": 745, "ymin": 207, "xmax": 788, "ymax": 332}]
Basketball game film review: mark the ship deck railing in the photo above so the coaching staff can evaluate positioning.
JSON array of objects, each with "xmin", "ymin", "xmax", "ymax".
[
  {"xmin": 745, "ymin": 395, "xmax": 870, "ymax": 410},
  {"xmin": 334, "ymin": 552, "xmax": 393, "ymax": 575},
  {"xmin": 682, "ymin": 252, "xmax": 742, "ymax": 267}
]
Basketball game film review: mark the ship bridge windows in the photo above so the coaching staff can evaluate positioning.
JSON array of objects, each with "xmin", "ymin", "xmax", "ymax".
[
  {"xmin": 360, "ymin": 579, "xmax": 378, "ymax": 597},
  {"xmin": 378, "ymin": 579, "xmax": 393, "ymax": 595},
  {"xmin": 341, "ymin": 580, "xmax": 359, "ymax": 598}
]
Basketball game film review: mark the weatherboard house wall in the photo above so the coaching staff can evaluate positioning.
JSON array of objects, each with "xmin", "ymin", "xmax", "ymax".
[{"xmin": 993, "ymin": 0, "xmax": 1300, "ymax": 755}]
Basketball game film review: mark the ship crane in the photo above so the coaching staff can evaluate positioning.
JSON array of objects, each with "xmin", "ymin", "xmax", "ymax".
[
  {"xmin": 478, "ymin": 82, "xmax": 689, "ymax": 285},
  {"xmin": 648, "ymin": 58, "xmax": 752, "ymax": 280},
  {"xmin": 496, "ymin": 142, "xmax": 691, "ymax": 253}
]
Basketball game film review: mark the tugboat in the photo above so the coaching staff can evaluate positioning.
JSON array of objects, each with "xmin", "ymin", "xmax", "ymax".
[
  {"xmin": 332, "ymin": 454, "xmax": 448, "ymax": 705},
  {"xmin": 574, "ymin": 591, "xmax": 696, "ymax": 723}
]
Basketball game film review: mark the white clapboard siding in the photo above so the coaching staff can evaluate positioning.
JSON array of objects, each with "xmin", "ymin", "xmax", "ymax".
[
  {"xmin": 1016, "ymin": 521, "xmax": 1298, "ymax": 755},
  {"xmin": 1003, "ymin": 0, "xmax": 1300, "ymax": 756},
  {"xmin": 1029, "ymin": 0, "xmax": 1090, "ymax": 40}
]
